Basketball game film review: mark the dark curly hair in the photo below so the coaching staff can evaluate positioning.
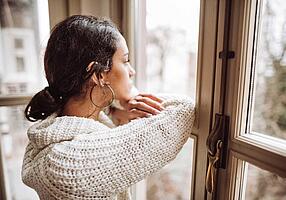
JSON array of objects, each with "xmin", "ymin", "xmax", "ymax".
[{"xmin": 25, "ymin": 15, "xmax": 121, "ymax": 122}]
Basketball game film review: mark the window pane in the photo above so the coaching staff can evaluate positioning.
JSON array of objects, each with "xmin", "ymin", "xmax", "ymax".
[
  {"xmin": 0, "ymin": 0, "xmax": 49, "ymax": 96},
  {"xmin": 0, "ymin": 105, "xmax": 38, "ymax": 200},
  {"xmin": 16, "ymin": 56, "xmax": 25, "ymax": 72},
  {"xmin": 0, "ymin": 0, "xmax": 49, "ymax": 199},
  {"xmin": 251, "ymin": 0, "xmax": 286, "ymax": 140},
  {"xmin": 244, "ymin": 162, "xmax": 286, "ymax": 200},
  {"xmin": 145, "ymin": 0, "xmax": 200, "ymax": 199},
  {"xmin": 14, "ymin": 38, "xmax": 24, "ymax": 49},
  {"xmin": 146, "ymin": 140, "xmax": 194, "ymax": 200},
  {"xmin": 146, "ymin": 0, "xmax": 198, "ymax": 99}
]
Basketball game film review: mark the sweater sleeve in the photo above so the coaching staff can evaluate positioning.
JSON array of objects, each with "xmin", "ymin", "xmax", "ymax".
[{"xmin": 44, "ymin": 95, "xmax": 195, "ymax": 196}]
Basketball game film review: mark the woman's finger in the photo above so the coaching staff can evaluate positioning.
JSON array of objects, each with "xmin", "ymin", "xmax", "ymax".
[
  {"xmin": 134, "ymin": 96, "xmax": 164, "ymax": 111},
  {"xmin": 110, "ymin": 108, "xmax": 150, "ymax": 123},
  {"xmin": 130, "ymin": 108, "xmax": 152, "ymax": 118},
  {"xmin": 128, "ymin": 100, "xmax": 161, "ymax": 115},
  {"xmin": 138, "ymin": 93, "xmax": 163, "ymax": 103}
]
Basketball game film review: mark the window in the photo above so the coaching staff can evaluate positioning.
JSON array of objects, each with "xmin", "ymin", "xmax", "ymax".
[
  {"xmin": 16, "ymin": 56, "xmax": 25, "ymax": 72},
  {"xmin": 145, "ymin": 0, "xmax": 198, "ymax": 98},
  {"xmin": 249, "ymin": 0, "xmax": 286, "ymax": 140},
  {"xmin": 14, "ymin": 38, "xmax": 24, "ymax": 49},
  {"xmin": 0, "ymin": 106, "xmax": 36, "ymax": 199},
  {"xmin": 19, "ymin": 83, "xmax": 27, "ymax": 93},
  {"xmin": 0, "ymin": 0, "xmax": 241, "ymax": 199},
  {"xmin": 134, "ymin": 0, "xmax": 201, "ymax": 199},
  {"xmin": 244, "ymin": 162, "xmax": 286, "ymax": 199},
  {"xmin": 0, "ymin": 0, "xmax": 50, "ymax": 199},
  {"xmin": 215, "ymin": 0, "xmax": 286, "ymax": 199},
  {"xmin": 6, "ymin": 84, "xmax": 17, "ymax": 94}
]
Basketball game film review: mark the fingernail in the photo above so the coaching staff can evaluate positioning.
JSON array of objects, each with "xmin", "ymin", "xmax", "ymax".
[
  {"xmin": 147, "ymin": 114, "xmax": 152, "ymax": 117},
  {"xmin": 155, "ymin": 110, "xmax": 161, "ymax": 114},
  {"xmin": 135, "ymin": 96, "xmax": 142, "ymax": 100},
  {"xmin": 160, "ymin": 106, "xmax": 165, "ymax": 110}
]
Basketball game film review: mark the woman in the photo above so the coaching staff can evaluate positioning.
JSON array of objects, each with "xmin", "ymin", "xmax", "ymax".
[{"xmin": 22, "ymin": 15, "xmax": 195, "ymax": 200}]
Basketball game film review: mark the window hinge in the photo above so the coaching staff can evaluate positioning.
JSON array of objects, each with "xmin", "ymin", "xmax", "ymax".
[
  {"xmin": 206, "ymin": 113, "xmax": 230, "ymax": 194},
  {"xmin": 219, "ymin": 50, "xmax": 235, "ymax": 59}
]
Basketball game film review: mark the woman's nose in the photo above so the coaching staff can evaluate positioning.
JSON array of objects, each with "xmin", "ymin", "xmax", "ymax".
[{"xmin": 129, "ymin": 66, "xmax": 136, "ymax": 78}]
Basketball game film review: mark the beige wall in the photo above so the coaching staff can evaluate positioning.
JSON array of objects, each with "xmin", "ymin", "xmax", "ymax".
[
  {"xmin": 48, "ymin": 0, "xmax": 134, "ymax": 66},
  {"xmin": 48, "ymin": 0, "xmax": 123, "ymax": 32}
]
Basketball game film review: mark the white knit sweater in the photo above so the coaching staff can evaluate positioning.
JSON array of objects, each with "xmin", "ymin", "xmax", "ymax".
[{"xmin": 22, "ymin": 95, "xmax": 195, "ymax": 200}]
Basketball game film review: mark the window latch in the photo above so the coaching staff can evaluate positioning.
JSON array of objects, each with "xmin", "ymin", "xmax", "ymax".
[{"xmin": 206, "ymin": 113, "xmax": 230, "ymax": 194}]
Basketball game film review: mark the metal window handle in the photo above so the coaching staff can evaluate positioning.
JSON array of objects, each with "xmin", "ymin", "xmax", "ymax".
[
  {"xmin": 206, "ymin": 140, "xmax": 223, "ymax": 194},
  {"xmin": 205, "ymin": 113, "xmax": 229, "ymax": 198}
]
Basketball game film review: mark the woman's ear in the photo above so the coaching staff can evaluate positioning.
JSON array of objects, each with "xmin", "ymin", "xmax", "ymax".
[
  {"xmin": 87, "ymin": 61, "xmax": 110, "ymax": 86},
  {"xmin": 99, "ymin": 71, "xmax": 110, "ymax": 86},
  {"xmin": 91, "ymin": 71, "xmax": 110, "ymax": 87},
  {"xmin": 91, "ymin": 73, "xmax": 100, "ymax": 85}
]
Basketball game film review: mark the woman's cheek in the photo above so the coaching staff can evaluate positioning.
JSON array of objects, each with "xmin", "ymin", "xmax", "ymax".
[
  {"xmin": 112, "ymin": 84, "xmax": 130, "ymax": 101},
  {"xmin": 121, "ymin": 85, "xmax": 132, "ymax": 100}
]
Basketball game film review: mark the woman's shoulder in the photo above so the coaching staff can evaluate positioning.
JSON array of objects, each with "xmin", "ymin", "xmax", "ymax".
[{"xmin": 27, "ymin": 114, "xmax": 108, "ymax": 149}]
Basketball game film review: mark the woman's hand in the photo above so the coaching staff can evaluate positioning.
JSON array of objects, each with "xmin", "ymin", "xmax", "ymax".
[{"xmin": 111, "ymin": 93, "xmax": 164, "ymax": 125}]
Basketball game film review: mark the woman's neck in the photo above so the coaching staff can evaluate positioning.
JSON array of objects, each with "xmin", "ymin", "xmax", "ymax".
[{"xmin": 61, "ymin": 97, "xmax": 101, "ymax": 120}]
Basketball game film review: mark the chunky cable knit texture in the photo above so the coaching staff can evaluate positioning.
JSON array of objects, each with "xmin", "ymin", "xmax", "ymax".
[{"xmin": 22, "ymin": 95, "xmax": 195, "ymax": 200}]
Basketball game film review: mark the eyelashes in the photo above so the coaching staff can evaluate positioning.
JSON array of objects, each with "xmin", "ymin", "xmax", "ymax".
[{"xmin": 124, "ymin": 59, "xmax": 130, "ymax": 64}]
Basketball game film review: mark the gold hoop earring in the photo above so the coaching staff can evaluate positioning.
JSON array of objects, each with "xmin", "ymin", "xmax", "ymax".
[{"xmin": 90, "ymin": 83, "xmax": 115, "ymax": 109}]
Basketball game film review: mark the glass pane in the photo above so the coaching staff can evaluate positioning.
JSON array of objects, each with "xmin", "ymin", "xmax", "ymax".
[
  {"xmin": 251, "ymin": 0, "xmax": 286, "ymax": 140},
  {"xmin": 0, "ymin": 0, "xmax": 49, "ymax": 96},
  {"xmin": 0, "ymin": 106, "xmax": 38, "ymax": 200},
  {"xmin": 146, "ymin": 0, "xmax": 198, "ymax": 99},
  {"xmin": 244, "ymin": 162, "xmax": 286, "ymax": 200},
  {"xmin": 0, "ymin": 0, "xmax": 49, "ymax": 199},
  {"xmin": 16, "ymin": 56, "xmax": 25, "ymax": 72},
  {"xmin": 145, "ymin": 0, "xmax": 200, "ymax": 199}
]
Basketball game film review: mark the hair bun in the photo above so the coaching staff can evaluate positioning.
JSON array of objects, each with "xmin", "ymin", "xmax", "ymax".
[
  {"xmin": 24, "ymin": 87, "xmax": 64, "ymax": 122},
  {"xmin": 44, "ymin": 86, "xmax": 64, "ymax": 102}
]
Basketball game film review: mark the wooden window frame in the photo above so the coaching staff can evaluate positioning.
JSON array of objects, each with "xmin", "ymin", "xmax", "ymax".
[{"xmin": 216, "ymin": 0, "xmax": 286, "ymax": 199}]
